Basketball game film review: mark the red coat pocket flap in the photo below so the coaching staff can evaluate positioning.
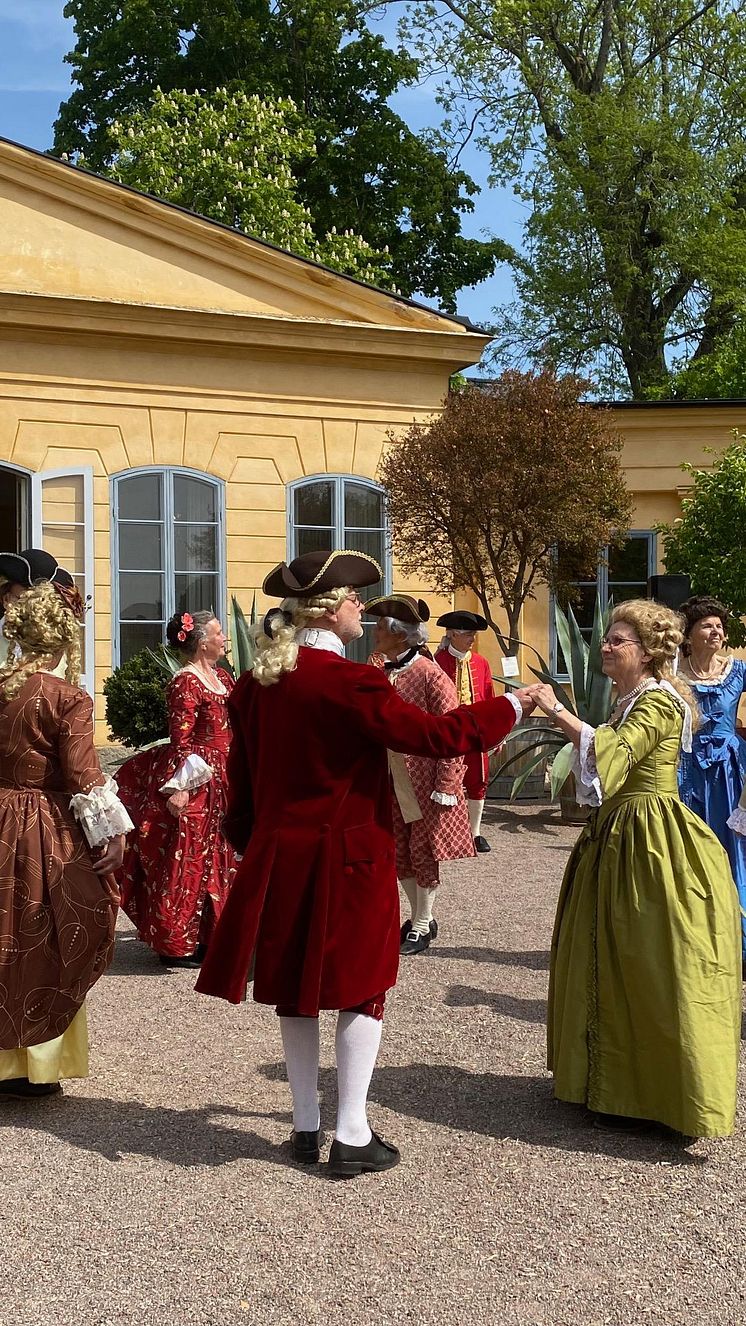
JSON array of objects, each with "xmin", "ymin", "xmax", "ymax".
[{"xmin": 342, "ymin": 823, "xmax": 388, "ymax": 865}]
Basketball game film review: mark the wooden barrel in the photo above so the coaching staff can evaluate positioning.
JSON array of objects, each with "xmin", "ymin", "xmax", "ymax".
[{"xmin": 486, "ymin": 716, "xmax": 550, "ymax": 802}]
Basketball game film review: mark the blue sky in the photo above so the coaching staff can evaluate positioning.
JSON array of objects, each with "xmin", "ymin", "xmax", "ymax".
[{"xmin": 0, "ymin": 2, "xmax": 520, "ymax": 327}]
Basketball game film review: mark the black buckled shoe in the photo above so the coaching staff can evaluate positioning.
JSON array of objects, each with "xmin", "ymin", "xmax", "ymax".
[
  {"xmin": 328, "ymin": 1130, "xmax": 400, "ymax": 1178},
  {"xmin": 400, "ymin": 918, "xmax": 438, "ymax": 943},
  {"xmin": 400, "ymin": 928, "xmax": 430, "ymax": 956},
  {"xmin": 289, "ymin": 1128, "xmax": 322, "ymax": 1164},
  {"xmin": 473, "ymin": 835, "xmax": 491, "ymax": 853},
  {"xmin": 158, "ymin": 952, "xmax": 202, "ymax": 968}
]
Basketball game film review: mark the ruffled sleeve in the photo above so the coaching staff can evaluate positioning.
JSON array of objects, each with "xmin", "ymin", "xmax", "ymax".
[
  {"xmin": 571, "ymin": 722, "xmax": 603, "ymax": 807},
  {"xmin": 158, "ymin": 671, "xmax": 212, "ymax": 795},
  {"xmin": 70, "ymin": 776, "xmax": 135, "ymax": 847}
]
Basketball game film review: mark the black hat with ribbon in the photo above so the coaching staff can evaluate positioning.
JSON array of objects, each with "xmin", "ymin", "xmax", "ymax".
[
  {"xmin": 365, "ymin": 594, "xmax": 430, "ymax": 625},
  {"xmin": 0, "ymin": 548, "xmax": 83, "ymax": 621},
  {"xmin": 263, "ymin": 549, "xmax": 382, "ymax": 599}
]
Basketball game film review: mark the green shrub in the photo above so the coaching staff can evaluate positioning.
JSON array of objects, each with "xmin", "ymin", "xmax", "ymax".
[{"xmin": 103, "ymin": 648, "xmax": 170, "ymax": 748}]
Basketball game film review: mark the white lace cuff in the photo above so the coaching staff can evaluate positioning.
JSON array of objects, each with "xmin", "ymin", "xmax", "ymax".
[
  {"xmin": 159, "ymin": 753, "xmax": 213, "ymax": 795},
  {"xmin": 573, "ymin": 722, "xmax": 603, "ymax": 807},
  {"xmin": 69, "ymin": 776, "xmax": 135, "ymax": 848},
  {"xmin": 504, "ymin": 693, "xmax": 523, "ymax": 726},
  {"xmin": 727, "ymin": 807, "xmax": 746, "ymax": 836},
  {"xmin": 431, "ymin": 790, "xmax": 458, "ymax": 806}
]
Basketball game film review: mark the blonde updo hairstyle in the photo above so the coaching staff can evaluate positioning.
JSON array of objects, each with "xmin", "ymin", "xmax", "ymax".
[
  {"xmin": 610, "ymin": 599, "xmax": 699, "ymax": 730},
  {"xmin": 252, "ymin": 586, "xmax": 352, "ymax": 686},
  {"xmin": 0, "ymin": 580, "xmax": 82, "ymax": 700}
]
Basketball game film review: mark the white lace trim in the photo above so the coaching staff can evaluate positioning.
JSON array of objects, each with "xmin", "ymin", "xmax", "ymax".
[
  {"xmin": 431, "ymin": 790, "xmax": 458, "ymax": 806},
  {"xmin": 727, "ymin": 806, "xmax": 746, "ymax": 836},
  {"xmin": 159, "ymin": 753, "xmax": 213, "ymax": 794},
  {"xmin": 69, "ymin": 776, "xmax": 135, "ymax": 848},
  {"xmin": 572, "ymin": 723, "xmax": 603, "ymax": 807},
  {"xmin": 504, "ymin": 693, "xmax": 523, "ymax": 727}
]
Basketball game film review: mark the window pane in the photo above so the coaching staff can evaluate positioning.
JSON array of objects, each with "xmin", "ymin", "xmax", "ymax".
[
  {"xmin": 175, "ymin": 573, "xmax": 220, "ymax": 616},
  {"xmin": 119, "ymin": 572, "xmax": 164, "ymax": 620},
  {"xmin": 173, "ymin": 475, "xmax": 217, "ymax": 523},
  {"xmin": 345, "ymin": 482, "xmax": 383, "ymax": 529},
  {"xmin": 296, "ymin": 527, "xmax": 334, "ymax": 556},
  {"xmin": 174, "ymin": 524, "xmax": 218, "ymax": 571},
  {"xmin": 294, "ymin": 482, "xmax": 333, "ymax": 527},
  {"xmin": 119, "ymin": 621, "xmax": 165, "ymax": 663},
  {"xmin": 118, "ymin": 474, "xmax": 161, "ymax": 521},
  {"xmin": 348, "ymin": 623, "xmax": 378, "ymax": 665},
  {"xmin": 608, "ymin": 537, "xmax": 649, "ymax": 583},
  {"xmin": 119, "ymin": 523, "xmax": 163, "ymax": 571},
  {"xmin": 611, "ymin": 583, "xmax": 648, "ymax": 606},
  {"xmin": 343, "ymin": 529, "xmax": 384, "ymax": 597},
  {"xmin": 40, "ymin": 474, "xmax": 84, "ymax": 523},
  {"xmin": 562, "ymin": 583, "xmax": 598, "ymax": 631}
]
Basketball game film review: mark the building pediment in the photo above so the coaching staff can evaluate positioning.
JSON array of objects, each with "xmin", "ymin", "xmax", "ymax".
[{"xmin": 0, "ymin": 137, "xmax": 477, "ymax": 337}]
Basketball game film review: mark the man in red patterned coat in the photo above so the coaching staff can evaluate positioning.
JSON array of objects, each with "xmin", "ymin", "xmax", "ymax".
[
  {"xmin": 366, "ymin": 594, "xmax": 476, "ymax": 956},
  {"xmin": 197, "ymin": 551, "xmax": 534, "ymax": 1177},
  {"xmin": 436, "ymin": 611, "xmax": 496, "ymax": 853}
]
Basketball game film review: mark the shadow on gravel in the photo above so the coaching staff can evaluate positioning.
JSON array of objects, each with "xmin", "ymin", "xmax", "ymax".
[
  {"xmin": 257, "ymin": 1062, "xmax": 705, "ymax": 1166},
  {"xmin": 427, "ymin": 946, "xmax": 550, "ymax": 970},
  {"xmin": 0, "ymin": 1097, "xmax": 313, "ymax": 1171},
  {"xmin": 443, "ymin": 985, "xmax": 546, "ymax": 1023},
  {"xmin": 105, "ymin": 933, "xmax": 167, "ymax": 979},
  {"xmin": 485, "ymin": 807, "xmax": 562, "ymax": 837},
  {"xmin": 366, "ymin": 1065, "xmax": 707, "ymax": 1166}
]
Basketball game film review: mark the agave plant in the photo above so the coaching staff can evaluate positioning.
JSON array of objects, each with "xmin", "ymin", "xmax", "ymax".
[{"xmin": 497, "ymin": 595, "xmax": 613, "ymax": 799}]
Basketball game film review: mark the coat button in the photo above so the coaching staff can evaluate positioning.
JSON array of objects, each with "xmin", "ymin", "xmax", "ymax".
[{"xmin": 343, "ymin": 866, "xmax": 353, "ymax": 875}]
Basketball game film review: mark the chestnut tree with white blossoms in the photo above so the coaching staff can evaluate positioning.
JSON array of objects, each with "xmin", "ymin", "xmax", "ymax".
[{"xmin": 104, "ymin": 87, "xmax": 393, "ymax": 287}]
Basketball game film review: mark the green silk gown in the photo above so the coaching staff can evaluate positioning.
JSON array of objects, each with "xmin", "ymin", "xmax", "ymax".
[{"xmin": 548, "ymin": 688, "xmax": 742, "ymax": 1137}]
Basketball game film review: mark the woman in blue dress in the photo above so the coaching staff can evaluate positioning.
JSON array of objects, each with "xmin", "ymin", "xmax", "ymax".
[{"xmin": 677, "ymin": 596, "xmax": 746, "ymax": 959}]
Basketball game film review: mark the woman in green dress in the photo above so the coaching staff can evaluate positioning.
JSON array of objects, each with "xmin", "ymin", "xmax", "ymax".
[{"xmin": 530, "ymin": 600, "xmax": 741, "ymax": 1138}]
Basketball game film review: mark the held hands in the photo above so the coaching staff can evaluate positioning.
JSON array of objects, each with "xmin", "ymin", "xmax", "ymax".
[
  {"xmin": 512, "ymin": 687, "xmax": 538, "ymax": 717},
  {"xmin": 526, "ymin": 682, "xmax": 563, "ymax": 716},
  {"xmin": 166, "ymin": 789, "xmax": 190, "ymax": 818}
]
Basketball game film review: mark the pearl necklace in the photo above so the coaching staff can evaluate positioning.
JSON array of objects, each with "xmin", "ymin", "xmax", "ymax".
[
  {"xmin": 613, "ymin": 679, "xmax": 651, "ymax": 709},
  {"xmin": 685, "ymin": 655, "xmax": 725, "ymax": 681}
]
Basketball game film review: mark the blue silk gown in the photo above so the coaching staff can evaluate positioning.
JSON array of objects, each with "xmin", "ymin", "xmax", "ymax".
[{"xmin": 678, "ymin": 658, "xmax": 746, "ymax": 956}]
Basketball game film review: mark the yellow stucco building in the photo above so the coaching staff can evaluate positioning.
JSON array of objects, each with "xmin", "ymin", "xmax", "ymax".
[{"xmin": 2, "ymin": 137, "xmax": 745, "ymax": 735}]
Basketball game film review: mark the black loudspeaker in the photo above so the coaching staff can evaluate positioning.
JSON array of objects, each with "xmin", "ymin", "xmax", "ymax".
[{"xmin": 647, "ymin": 574, "xmax": 691, "ymax": 609}]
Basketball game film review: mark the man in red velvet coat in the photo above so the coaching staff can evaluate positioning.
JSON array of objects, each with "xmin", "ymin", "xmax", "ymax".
[
  {"xmin": 436, "ymin": 611, "xmax": 496, "ymax": 853},
  {"xmin": 197, "ymin": 550, "xmax": 534, "ymax": 1178}
]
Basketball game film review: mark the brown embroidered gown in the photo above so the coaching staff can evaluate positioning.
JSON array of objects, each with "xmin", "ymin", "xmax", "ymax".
[{"xmin": 0, "ymin": 673, "xmax": 121, "ymax": 1080}]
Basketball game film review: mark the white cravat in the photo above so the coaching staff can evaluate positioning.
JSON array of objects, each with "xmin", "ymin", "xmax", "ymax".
[
  {"xmin": 447, "ymin": 643, "xmax": 469, "ymax": 661},
  {"xmin": 296, "ymin": 627, "xmax": 346, "ymax": 658}
]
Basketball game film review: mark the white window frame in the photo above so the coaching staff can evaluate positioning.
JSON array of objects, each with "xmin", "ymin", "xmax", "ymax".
[
  {"xmin": 287, "ymin": 473, "xmax": 392, "ymax": 586},
  {"xmin": 32, "ymin": 466, "xmax": 95, "ymax": 695},
  {"xmin": 111, "ymin": 466, "xmax": 226, "ymax": 667},
  {"xmin": 550, "ymin": 531, "xmax": 657, "ymax": 677}
]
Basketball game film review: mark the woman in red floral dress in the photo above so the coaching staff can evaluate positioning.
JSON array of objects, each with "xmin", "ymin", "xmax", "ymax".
[{"xmin": 116, "ymin": 610, "xmax": 238, "ymax": 967}]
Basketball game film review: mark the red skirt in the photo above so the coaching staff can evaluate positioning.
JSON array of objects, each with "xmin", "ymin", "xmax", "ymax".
[{"xmin": 116, "ymin": 743, "xmax": 237, "ymax": 957}]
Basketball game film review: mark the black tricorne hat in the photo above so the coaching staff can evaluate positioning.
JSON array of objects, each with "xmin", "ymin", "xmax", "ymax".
[
  {"xmin": 437, "ymin": 610, "xmax": 489, "ymax": 632},
  {"xmin": 365, "ymin": 594, "xmax": 430, "ymax": 625},
  {"xmin": 0, "ymin": 548, "xmax": 77, "ymax": 620},
  {"xmin": 263, "ymin": 549, "xmax": 382, "ymax": 599}
]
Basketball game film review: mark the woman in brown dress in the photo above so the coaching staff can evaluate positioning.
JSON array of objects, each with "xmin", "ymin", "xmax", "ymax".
[{"xmin": 0, "ymin": 582, "xmax": 133, "ymax": 1098}]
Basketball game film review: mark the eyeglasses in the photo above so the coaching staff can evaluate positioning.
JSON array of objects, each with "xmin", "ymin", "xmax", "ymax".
[
  {"xmin": 602, "ymin": 633, "xmax": 642, "ymax": 649},
  {"xmin": 346, "ymin": 592, "xmax": 363, "ymax": 606}
]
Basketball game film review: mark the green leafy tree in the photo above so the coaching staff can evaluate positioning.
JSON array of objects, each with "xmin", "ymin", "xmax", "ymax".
[
  {"xmin": 53, "ymin": 0, "xmax": 504, "ymax": 309},
  {"xmin": 406, "ymin": 1, "xmax": 746, "ymax": 394},
  {"xmin": 378, "ymin": 370, "xmax": 633, "ymax": 652},
  {"xmin": 658, "ymin": 431, "xmax": 746, "ymax": 645},
  {"xmin": 664, "ymin": 322, "xmax": 746, "ymax": 399},
  {"xmin": 104, "ymin": 87, "xmax": 391, "ymax": 284}
]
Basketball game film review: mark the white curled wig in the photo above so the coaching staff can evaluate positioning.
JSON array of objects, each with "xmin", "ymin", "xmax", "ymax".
[
  {"xmin": 251, "ymin": 586, "xmax": 352, "ymax": 686},
  {"xmin": 379, "ymin": 616, "xmax": 429, "ymax": 649}
]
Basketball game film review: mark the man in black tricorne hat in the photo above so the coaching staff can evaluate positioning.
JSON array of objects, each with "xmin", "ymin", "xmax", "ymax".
[{"xmin": 435, "ymin": 610, "xmax": 496, "ymax": 851}]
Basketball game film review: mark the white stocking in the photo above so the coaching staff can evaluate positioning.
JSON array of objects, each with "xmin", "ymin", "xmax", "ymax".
[
  {"xmin": 399, "ymin": 875, "xmax": 418, "ymax": 916},
  {"xmin": 468, "ymin": 798, "xmax": 485, "ymax": 837},
  {"xmin": 334, "ymin": 1011, "xmax": 383, "ymax": 1146},
  {"xmin": 280, "ymin": 1016, "xmax": 320, "ymax": 1132},
  {"xmin": 412, "ymin": 884, "xmax": 436, "ymax": 937}
]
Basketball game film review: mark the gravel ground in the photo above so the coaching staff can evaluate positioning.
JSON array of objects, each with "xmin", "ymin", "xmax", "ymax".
[{"xmin": 1, "ymin": 801, "xmax": 744, "ymax": 1326}]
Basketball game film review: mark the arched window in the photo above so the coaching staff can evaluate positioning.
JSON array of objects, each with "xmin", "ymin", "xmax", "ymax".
[
  {"xmin": 112, "ymin": 468, "xmax": 225, "ymax": 665},
  {"xmin": 288, "ymin": 475, "xmax": 391, "ymax": 662}
]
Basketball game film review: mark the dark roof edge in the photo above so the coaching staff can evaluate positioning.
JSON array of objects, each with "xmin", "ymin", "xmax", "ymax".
[
  {"xmin": 0, "ymin": 134, "xmax": 489, "ymax": 336},
  {"xmin": 592, "ymin": 397, "xmax": 746, "ymax": 409}
]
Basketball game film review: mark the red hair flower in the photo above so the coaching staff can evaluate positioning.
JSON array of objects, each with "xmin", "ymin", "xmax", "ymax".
[{"xmin": 176, "ymin": 611, "xmax": 194, "ymax": 644}]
